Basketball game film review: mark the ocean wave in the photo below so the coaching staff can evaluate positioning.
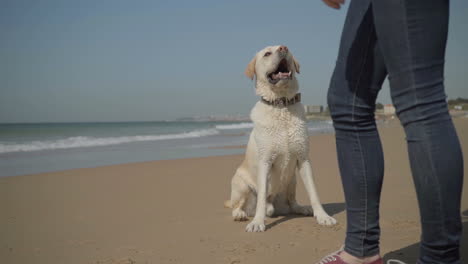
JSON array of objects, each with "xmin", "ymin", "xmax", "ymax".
[
  {"xmin": 0, "ymin": 129, "xmax": 220, "ymax": 153},
  {"xmin": 307, "ymin": 121, "xmax": 334, "ymax": 133},
  {"xmin": 215, "ymin": 122, "xmax": 333, "ymax": 132},
  {"xmin": 215, "ymin": 122, "xmax": 254, "ymax": 130},
  {"xmin": 308, "ymin": 126, "xmax": 335, "ymax": 132}
]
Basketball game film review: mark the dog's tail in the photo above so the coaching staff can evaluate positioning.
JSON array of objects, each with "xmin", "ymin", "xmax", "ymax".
[{"xmin": 224, "ymin": 200, "xmax": 232, "ymax": 208}]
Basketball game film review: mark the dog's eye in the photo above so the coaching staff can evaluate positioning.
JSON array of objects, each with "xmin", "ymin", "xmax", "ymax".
[{"xmin": 264, "ymin": 52, "xmax": 272, "ymax": 57}]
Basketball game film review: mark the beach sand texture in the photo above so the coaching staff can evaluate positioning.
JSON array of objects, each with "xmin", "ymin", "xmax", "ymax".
[{"xmin": 1, "ymin": 118, "xmax": 467, "ymax": 264}]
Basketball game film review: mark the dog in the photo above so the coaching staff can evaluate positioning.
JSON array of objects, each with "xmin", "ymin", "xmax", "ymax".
[{"xmin": 224, "ymin": 45, "xmax": 337, "ymax": 232}]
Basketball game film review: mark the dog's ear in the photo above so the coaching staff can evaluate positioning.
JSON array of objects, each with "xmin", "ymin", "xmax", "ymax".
[
  {"xmin": 245, "ymin": 56, "xmax": 256, "ymax": 80},
  {"xmin": 293, "ymin": 56, "xmax": 300, "ymax": 74}
]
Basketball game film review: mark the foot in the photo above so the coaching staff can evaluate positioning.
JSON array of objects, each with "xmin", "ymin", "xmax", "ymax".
[
  {"xmin": 339, "ymin": 251, "xmax": 382, "ymax": 264},
  {"xmin": 315, "ymin": 247, "xmax": 382, "ymax": 264},
  {"xmin": 314, "ymin": 210, "xmax": 337, "ymax": 226},
  {"xmin": 232, "ymin": 208, "xmax": 248, "ymax": 221},
  {"xmin": 245, "ymin": 218, "xmax": 266, "ymax": 232},
  {"xmin": 266, "ymin": 203, "xmax": 275, "ymax": 217}
]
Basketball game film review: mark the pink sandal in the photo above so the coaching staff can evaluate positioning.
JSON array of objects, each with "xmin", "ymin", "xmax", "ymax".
[{"xmin": 315, "ymin": 247, "xmax": 383, "ymax": 264}]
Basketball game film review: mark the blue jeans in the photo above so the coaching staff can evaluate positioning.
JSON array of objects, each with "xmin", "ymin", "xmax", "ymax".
[{"xmin": 327, "ymin": 0, "xmax": 464, "ymax": 263}]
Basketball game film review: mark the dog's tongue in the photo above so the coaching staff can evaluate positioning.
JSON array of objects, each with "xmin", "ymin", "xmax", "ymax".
[{"xmin": 271, "ymin": 71, "xmax": 291, "ymax": 80}]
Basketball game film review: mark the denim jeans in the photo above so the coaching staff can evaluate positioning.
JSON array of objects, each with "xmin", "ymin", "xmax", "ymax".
[{"xmin": 327, "ymin": 0, "xmax": 464, "ymax": 263}]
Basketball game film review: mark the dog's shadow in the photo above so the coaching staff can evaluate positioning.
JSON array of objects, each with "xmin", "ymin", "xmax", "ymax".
[
  {"xmin": 383, "ymin": 209, "xmax": 468, "ymax": 263},
  {"xmin": 266, "ymin": 202, "xmax": 345, "ymax": 230},
  {"xmin": 323, "ymin": 202, "xmax": 347, "ymax": 216}
]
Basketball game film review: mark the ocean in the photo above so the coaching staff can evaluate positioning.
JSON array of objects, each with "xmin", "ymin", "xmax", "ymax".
[{"xmin": 0, "ymin": 121, "xmax": 334, "ymax": 177}]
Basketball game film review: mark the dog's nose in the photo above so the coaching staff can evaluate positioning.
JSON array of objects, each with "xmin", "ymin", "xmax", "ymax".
[{"xmin": 278, "ymin": 45, "xmax": 288, "ymax": 53}]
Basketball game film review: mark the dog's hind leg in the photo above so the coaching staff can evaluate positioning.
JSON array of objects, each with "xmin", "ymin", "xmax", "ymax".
[{"xmin": 228, "ymin": 169, "xmax": 251, "ymax": 221}]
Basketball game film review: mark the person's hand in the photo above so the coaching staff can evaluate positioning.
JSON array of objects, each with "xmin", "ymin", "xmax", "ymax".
[{"xmin": 322, "ymin": 0, "xmax": 345, "ymax": 9}]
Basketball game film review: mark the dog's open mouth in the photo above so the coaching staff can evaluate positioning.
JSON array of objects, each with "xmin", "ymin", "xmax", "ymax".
[{"xmin": 267, "ymin": 59, "xmax": 292, "ymax": 84}]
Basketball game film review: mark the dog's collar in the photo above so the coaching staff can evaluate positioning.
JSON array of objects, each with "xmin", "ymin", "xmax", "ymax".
[{"xmin": 261, "ymin": 93, "xmax": 301, "ymax": 107}]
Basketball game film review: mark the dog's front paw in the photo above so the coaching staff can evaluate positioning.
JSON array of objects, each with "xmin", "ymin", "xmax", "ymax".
[
  {"xmin": 245, "ymin": 219, "xmax": 266, "ymax": 232},
  {"xmin": 315, "ymin": 211, "xmax": 337, "ymax": 226}
]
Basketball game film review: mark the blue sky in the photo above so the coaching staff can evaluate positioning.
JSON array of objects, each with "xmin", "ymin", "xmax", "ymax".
[{"xmin": 1, "ymin": 0, "xmax": 467, "ymax": 123}]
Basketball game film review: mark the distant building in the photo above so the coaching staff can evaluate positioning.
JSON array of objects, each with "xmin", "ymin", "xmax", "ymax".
[
  {"xmin": 454, "ymin": 105, "xmax": 463, "ymax": 110},
  {"xmin": 304, "ymin": 105, "xmax": 323, "ymax": 114},
  {"xmin": 384, "ymin": 104, "xmax": 396, "ymax": 115}
]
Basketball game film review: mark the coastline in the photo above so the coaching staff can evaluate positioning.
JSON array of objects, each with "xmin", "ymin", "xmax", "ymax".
[{"xmin": 0, "ymin": 118, "xmax": 467, "ymax": 264}]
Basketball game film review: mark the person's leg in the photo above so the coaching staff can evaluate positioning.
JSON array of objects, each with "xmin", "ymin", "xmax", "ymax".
[
  {"xmin": 327, "ymin": 0, "xmax": 387, "ymax": 259},
  {"xmin": 371, "ymin": 1, "xmax": 464, "ymax": 263}
]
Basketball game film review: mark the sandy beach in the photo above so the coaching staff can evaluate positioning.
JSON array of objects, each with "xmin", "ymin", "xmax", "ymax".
[{"xmin": 1, "ymin": 118, "xmax": 467, "ymax": 264}]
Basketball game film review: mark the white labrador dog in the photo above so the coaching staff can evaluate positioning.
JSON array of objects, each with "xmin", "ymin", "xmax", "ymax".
[{"xmin": 225, "ymin": 45, "xmax": 337, "ymax": 232}]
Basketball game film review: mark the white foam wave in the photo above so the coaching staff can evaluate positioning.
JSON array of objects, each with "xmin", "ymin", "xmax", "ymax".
[
  {"xmin": 307, "ymin": 122, "xmax": 334, "ymax": 133},
  {"xmin": 308, "ymin": 127, "xmax": 334, "ymax": 132},
  {"xmin": 0, "ymin": 129, "xmax": 220, "ymax": 153},
  {"xmin": 215, "ymin": 122, "xmax": 254, "ymax": 130}
]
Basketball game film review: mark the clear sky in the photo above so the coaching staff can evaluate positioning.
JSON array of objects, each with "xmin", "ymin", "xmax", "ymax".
[{"xmin": 1, "ymin": 0, "xmax": 467, "ymax": 123}]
